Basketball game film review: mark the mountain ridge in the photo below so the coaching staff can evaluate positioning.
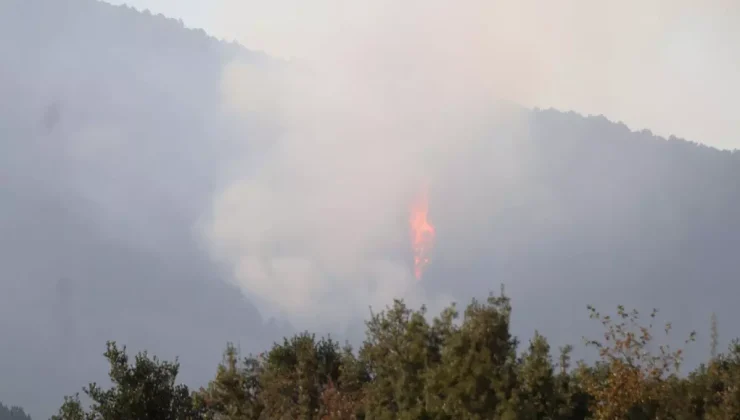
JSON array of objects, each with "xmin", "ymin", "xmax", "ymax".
[{"xmin": 2, "ymin": 0, "xmax": 740, "ymax": 418}]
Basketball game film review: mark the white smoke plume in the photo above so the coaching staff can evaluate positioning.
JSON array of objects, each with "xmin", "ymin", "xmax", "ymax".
[
  {"xmin": 202, "ymin": 21, "xmax": 515, "ymax": 328},
  {"xmin": 202, "ymin": 0, "xmax": 740, "ymax": 330},
  {"xmin": 208, "ymin": 0, "xmax": 739, "ymax": 148},
  {"xmin": 205, "ymin": 55, "xmax": 469, "ymax": 329}
]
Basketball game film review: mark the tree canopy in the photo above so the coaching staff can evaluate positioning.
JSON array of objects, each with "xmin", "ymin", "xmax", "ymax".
[{"xmin": 39, "ymin": 288, "xmax": 740, "ymax": 419}]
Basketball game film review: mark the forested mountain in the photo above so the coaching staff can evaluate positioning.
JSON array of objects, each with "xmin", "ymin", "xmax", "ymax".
[
  {"xmin": 2, "ymin": 0, "xmax": 740, "ymax": 418},
  {"xmin": 0, "ymin": 402, "xmax": 31, "ymax": 420},
  {"xmin": 0, "ymin": 0, "xmax": 280, "ymax": 417}
]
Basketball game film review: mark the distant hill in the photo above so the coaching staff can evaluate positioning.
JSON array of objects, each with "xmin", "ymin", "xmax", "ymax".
[
  {"xmin": 427, "ymin": 108, "xmax": 740, "ymax": 359},
  {"xmin": 2, "ymin": 0, "xmax": 740, "ymax": 418},
  {"xmin": 0, "ymin": 0, "xmax": 279, "ymax": 417},
  {"xmin": 0, "ymin": 402, "xmax": 30, "ymax": 420}
]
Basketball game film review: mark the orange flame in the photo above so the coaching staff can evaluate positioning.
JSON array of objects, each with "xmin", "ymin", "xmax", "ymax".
[{"xmin": 410, "ymin": 186, "xmax": 435, "ymax": 280}]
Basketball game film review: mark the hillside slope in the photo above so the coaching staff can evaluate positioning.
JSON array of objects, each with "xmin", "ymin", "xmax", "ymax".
[
  {"xmin": 0, "ymin": 0, "xmax": 279, "ymax": 417},
  {"xmin": 2, "ymin": 0, "xmax": 740, "ymax": 417}
]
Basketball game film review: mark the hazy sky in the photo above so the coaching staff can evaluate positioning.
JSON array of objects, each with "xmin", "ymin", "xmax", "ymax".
[{"xmin": 103, "ymin": 0, "xmax": 739, "ymax": 150}]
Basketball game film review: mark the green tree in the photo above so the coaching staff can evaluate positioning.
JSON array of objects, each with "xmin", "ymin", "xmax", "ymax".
[
  {"xmin": 194, "ymin": 343, "xmax": 263, "ymax": 419},
  {"xmin": 426, "ymin": 290, "xmax": 519, "ymax": 420},
  {"xmin": 550, "ymin": 345, "xmax": 590, "ymax": 420},
  {"xmin": 52, "ymin": 341, "xmax": 200, "ymax": 420},
  {"xmin": 258, "ymin": 333, "xmax": 341, "ymax": 420},
  {"xmin": 52, "ymin": 395, "xmax": 89, "ymax": 420},
  {"xmin": 702, "ymin": 340, "xmax": 740, "ymax": 419},
  {"xmin": 580, "ymin": 305, "xmax": 694, "ymax": 420},
  {"xmin": 48, "ymin": 288, "xmax": 740, "ymax": 420},
  {"xmin": 516, "ymin": 331, "xmax": 557, "ymax": 419},
  {"xmin": 318, "ymin": 344, "xmax": 369, "ymax": 420},
  {"xmin": 710, "ymin": 312, "xmax": 719, "ymax": 360},
  {"xmin": 359, "ymin": 300, "xmax": 439, "ymax": 420}
]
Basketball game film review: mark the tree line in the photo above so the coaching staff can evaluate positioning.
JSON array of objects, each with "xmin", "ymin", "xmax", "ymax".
[
  {"xmin": 0, "ymin": 402, "xmax": 31, "ymax": 420},
  {"xmin": 43, "ymin": 288, "xmax": 740, "ymax": 419}
]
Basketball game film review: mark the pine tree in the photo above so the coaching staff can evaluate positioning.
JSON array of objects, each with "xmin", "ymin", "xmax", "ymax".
[
  {"xmin": 194, "ymin": 343, "xmax": 263, "ymax": 419},
  {"xmin": 517, "ymin": 331, "xmax": 557, "ymax": 419},
  {"xmin": 710, "ymin": 312, "xmax": 719, "ymax": 360},
  {"xmin": 427, "ymin": 290, "xmax": 519, "ymax": 419},
  {"xmin": 359, "ymin": 300, "xmax": 438, "ymax": 420},
  {"xmin": 258, "ymin": 333, "xmax": 341, "ymax": 420}
]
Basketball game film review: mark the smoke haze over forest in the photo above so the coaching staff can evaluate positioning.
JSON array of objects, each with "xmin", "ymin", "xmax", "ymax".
[
  {"xmin": 106, "ymin": 0, "xmax": 740, "ymax": 150},
  {"xmin": 1, "ymin": 0, "xmax": 739, "ymax": 417}
]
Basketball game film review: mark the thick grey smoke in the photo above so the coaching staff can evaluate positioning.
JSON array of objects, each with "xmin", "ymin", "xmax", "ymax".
[
  {"xmin": 203, "ymin": 4, "xmax": 540, "ymax": 329},
  {"xmin": 203, "ymin": 0, "xmax": 740, "ymax": 333},
  {"xmin": 205, "ymin": 59, "xmax": 460, "ymax": 328}
]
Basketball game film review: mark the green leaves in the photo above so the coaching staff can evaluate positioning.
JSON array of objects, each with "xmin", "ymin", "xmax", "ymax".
[
  {"xmin": 194, "ymin": 343, "xmax": 264, "ymax": 420},
  {"xmin": 52, "ymin": 341, "xmax": 199, "ymax": 420},
  {"xmin": 255, "ymin": 333, "xmax": 345, "ymax": 419},
  {"xmin": 360, "ymin": 300, "xmax": 434, "ymax": 419},
  {"xmin": 50, "ymin": 291, "xmax": 740, "ymax": 420}
]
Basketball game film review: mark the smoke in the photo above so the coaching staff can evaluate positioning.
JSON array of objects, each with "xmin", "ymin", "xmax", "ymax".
[
  {"xmin": 209, "ymin": 0, "xmax": 740, "ymax": 148},
  {"xmin": 205, "ymin": 55, "xmax": 463, "ymax": 328},
  {"xmin": 202, "ymin": 0, "xmax": 740, "ymax": 329},
  {"xmin": 202, "ymin": 1, "xmax": 543, "ymax": 330}
]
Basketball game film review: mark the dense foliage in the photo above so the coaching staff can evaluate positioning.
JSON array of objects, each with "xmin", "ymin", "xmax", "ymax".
[{"xmin": 36, "ymin": 289, "xmax": 740, "ymax": 419}]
